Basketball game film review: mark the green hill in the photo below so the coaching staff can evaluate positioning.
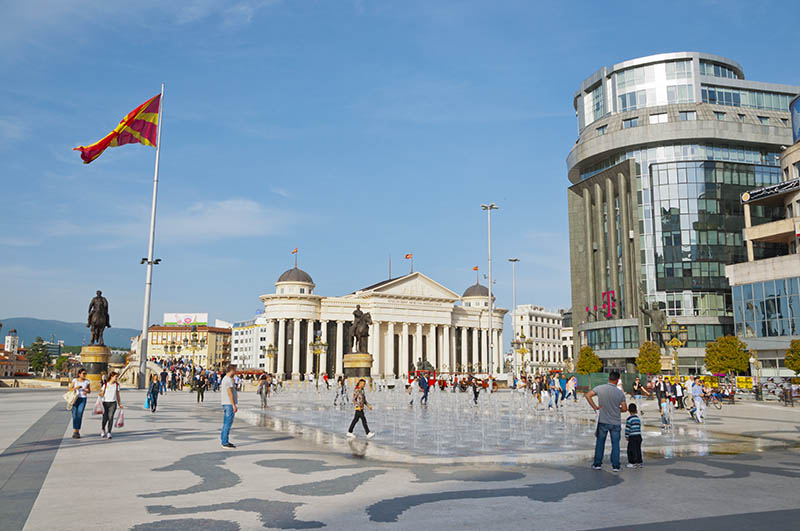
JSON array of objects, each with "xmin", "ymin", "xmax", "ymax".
[{"xmin": 0, "ymin": 317, "xmax": 138, "ymax": 349}]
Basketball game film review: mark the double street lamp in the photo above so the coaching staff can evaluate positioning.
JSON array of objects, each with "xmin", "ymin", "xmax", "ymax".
[
  {"xmin": 661, "ymin": 320, "xmax": 688, "ymax": 378},
  {"xmin": 511, "ymin": 335, "xmax": 533, "ymax": 377},
  {"xmin": 508, "ymin": 257, "xmax": 520, "ymax": 376},
  {"xmin": 308, "ymin": 331, "xmax": 328, "ymax": 390}
]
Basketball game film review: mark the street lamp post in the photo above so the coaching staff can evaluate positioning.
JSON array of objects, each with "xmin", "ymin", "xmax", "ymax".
[
  {"xmin": 661, "ymin": 320, "xmax": 688, "ymax": 380},
  {"xmin": 749, "ymin": 353, "xmax": 761, "ymax": 401},
  {"xmin": 481, "ymin": 203, "xmax": 498, "ymax": 387},
  {"xmin": 508, "ymin": 257, "xmax": 520, "ymax": 376},
  {"xmin": 308, "ymin": 331, "xmax": 328, "ymax": 390},
  {"xmin": 267, "ymin": 344, "xmax": 278, "ymax": 374}
]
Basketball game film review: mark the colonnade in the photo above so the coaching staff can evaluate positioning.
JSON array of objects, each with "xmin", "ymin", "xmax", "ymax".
[{"xmin": 262, "ymin": 318, "xmax": 503, "ymax": 379}]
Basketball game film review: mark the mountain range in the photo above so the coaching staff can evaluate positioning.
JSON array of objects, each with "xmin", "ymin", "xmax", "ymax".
[{"xmin": 0, "ymin": 317, "xmax": 138, "ymax": 349}]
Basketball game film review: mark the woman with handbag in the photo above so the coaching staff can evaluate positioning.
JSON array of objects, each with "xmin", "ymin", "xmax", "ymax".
[
  {"xmin": 148, "ymin": 374, "xmax": 160, "ymax": 413},
  {"xmin": 68, "ymin": 368, "xmax": 91, "ymax": 439},
  {"xmin": 100, "ymin": 371, "xmax": 123, "ymax": 439}
]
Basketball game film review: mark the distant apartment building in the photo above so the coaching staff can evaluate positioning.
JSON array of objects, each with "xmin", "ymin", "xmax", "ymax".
[
  {"xmin": 231, "ymin": 315, "xmax": 272, "ymax": 370},
  {"xmin": 560, "ymin": 309, "xmax": 574, "ymax": 363},
  {"xmin": 515, "ymin": 304, "xmax": 564, "ymax": 370},
  {"xmin": 144, "ymin": 325, "xmax": 231, "ymax": 369}
]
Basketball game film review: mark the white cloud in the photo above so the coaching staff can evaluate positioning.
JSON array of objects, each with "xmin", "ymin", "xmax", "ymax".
[{"xmin": 41, "ymin": 198, "xmax": 296, "ymax": 247}]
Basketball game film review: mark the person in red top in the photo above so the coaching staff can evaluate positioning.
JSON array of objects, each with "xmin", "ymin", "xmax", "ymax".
[{"xmin": 322, "ymin": 373, "xmax": 330, "ymax": 389}]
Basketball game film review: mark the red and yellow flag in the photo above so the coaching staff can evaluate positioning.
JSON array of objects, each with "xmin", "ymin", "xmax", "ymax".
[
  {"xmin": 405, "ymin": 253, "xmax": 413, "ymax": 259},
  {"xmin": 291, "ymin": 248, "xmax": 298, "ymax": 254},
  {"xmin": 73, "ymin": 94, "xmax": 160, "ymax": 164},
  {"xmin": 472, "ymin": 266, "xmax": 479, "ymax": 271}
]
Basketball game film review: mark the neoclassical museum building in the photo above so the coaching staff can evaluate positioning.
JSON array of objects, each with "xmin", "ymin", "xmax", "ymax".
[{"xmin": 231, "ymin": 268, "xmax": 506, "ymax": 380}]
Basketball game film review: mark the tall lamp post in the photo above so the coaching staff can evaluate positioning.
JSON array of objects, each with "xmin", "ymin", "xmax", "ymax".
[
  {"xmin": 481, "ymin": 203, "xmax": 498, "ymax": 385},
  {"xmin": 749, "ymin": 353, "xmax": 761, "ymax": 401},
  {"xmin": 183, "ymin": 325, "xmax": 206, "ymax": 368},
  {"xmin": 661, "ymin": 320, "xmax": 687, "ymax": 380},
  {"xmin": 510, "ymin": 334, "xmax": 532, "ymax": 378},
  {"xmin": 308, "ymin": 331, "xmax": 328, "ymax": 390},
  {"xmin": 508, "ymin": 257, "xmax": 520, "ymax": 376}
]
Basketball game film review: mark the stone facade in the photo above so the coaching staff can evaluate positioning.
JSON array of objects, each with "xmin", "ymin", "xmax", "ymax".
[{"xmin": 252, "ymin": 268, "xmax": 506, "ymax": 380}]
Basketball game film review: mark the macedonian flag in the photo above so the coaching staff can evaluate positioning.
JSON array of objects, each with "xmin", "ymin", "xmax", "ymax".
[{"xmin": 73, "ymin": 94, "xmax": 161, "ymax": 164}]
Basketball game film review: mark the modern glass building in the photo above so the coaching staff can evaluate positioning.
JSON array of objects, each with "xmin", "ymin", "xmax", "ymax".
[{"xmin": 567, "ymin": 52, "xmax": 800, "ymax": 373}]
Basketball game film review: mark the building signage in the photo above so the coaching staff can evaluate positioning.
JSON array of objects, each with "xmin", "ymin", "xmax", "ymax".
[
  {"xmin": 740, "ymin": 178, "xmax": 800, "ymax": 204},
  {"xmin": 791, "ymin": 94, "xmax": 800, "ymax": 144},
  {"xmin": 164, "ymin": 313, "xmax": 208, "ymax": 326}
]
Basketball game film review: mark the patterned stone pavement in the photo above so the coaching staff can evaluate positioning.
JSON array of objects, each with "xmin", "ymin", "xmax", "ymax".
[{"xmin": 2, "ymin": 388, "xmax": 799, "ymax": 531}]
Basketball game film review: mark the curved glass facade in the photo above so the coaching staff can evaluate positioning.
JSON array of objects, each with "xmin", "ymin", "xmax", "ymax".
[{"xmin": 732, "ymin": 278, "xmax": 800, "ymax": 338}]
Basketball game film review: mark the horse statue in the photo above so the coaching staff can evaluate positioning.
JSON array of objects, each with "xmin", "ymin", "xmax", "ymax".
[
  {"xmin": 349, "ymin": 308, "xmax": 372, "ymax": 353},
  {"xmin": 87, "ymin": 290, "xmax": 111, "ymax": 346}
]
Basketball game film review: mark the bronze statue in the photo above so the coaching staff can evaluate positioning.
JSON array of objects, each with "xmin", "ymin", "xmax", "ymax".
[
  {"xmin": 639, "ymin": 301, "xmax": 666, "ymax": 346},
  {"xmin": 87, "ymin": 290, "xmax": 111, "ymax": 346},
  {"xmin": 348, "ymin": 305, "xmax": 372, "ymax": 353}
]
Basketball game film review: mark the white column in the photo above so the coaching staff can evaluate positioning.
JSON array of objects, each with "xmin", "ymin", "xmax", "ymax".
[
  {"xmin": 492, "ymin": 328, "xmax": 496, "ymax": 373},
  {"xmin": 386, "ymin": 322, "xmax": 395, "ymax": 378},
  {"xmin": 401, "ymin": 322, "xmax": 409, "ymax": 378},
  {"xmin": 277, "ymin": 319, "xmax": 286, "ymax": 376},
  {"xmin": 428, "ymin": 324, "xmax": 437, "ymax": 368},
  {"xmin": 439, "ymin": 325, "xmax": 446, "ymax": 371},
  {"xmin": 335, "ymin": 321, "xmax": 344, "ymax": 377},
  {"xmin": 306, "ymin": 320, "xmax": 315, "ymax": 376},
  {"xmin": 460, "ymin": 327, "xmax": 467, "ymax": 372},
  {"xmin": 371, "ymin": 321, "xmax": 380, "ymax": 377},
  {"xmin": 498, "ymin": 329, "xmax": 504, "ymax": 373},
  {"xmin": 471, "ymin": 328, "xmax": 479, "ymax": 370},
  {"xmin": 266, "ymin": 320, "xmax": 275, "ymax": 372},
  {"xmin": 415, "ymin": 323, "xmax": 423, "ymax": 368},
  {"xmin": 481, "ymin": 328, "xmax": 489, "ymax": 372},
  {"xmin": 291, "ymin": 319, "xmax": 300, "ymax": 380},
  {"xmin": 320, "ymin": 320, "xmax": 328, "ymax": 377}
]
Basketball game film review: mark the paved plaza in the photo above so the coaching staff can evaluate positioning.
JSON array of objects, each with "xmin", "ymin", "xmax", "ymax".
[{"xmin": 2, "ymin": 387, "xmax": 800, "ymax": 530}]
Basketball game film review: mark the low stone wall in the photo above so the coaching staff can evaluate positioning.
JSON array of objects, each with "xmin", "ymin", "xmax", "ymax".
[{"xmin": 0, "ymin": 378, "xmax": 66, "ymax": 389}]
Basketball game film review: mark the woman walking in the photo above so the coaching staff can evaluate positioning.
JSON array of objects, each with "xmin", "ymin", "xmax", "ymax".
[
  {"xmin": 346, "ymin": 379, "xmax": 375, "ymax": 439},
  {"xmin": 69, "ymin": 368, "xmax": 91, "ymax": 439},
  {"xmin": 256, "ymin": 374, "xmax": 270, "ymax": 408},
  {"xmin": 100, "ymin": 371, "xmax": 123, "ymax": 439},
  {"xmin": 196, "ymin": 374, "xmax": 207, "ymax": 403},
  {"xmin": 148, "ymin": 374, "xmax": 160, "ymax": 413}
]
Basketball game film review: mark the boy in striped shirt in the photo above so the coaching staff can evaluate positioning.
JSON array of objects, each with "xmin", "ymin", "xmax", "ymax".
[{"xmin": 625, "ymin": 403, "xmax": 643, "ymax": 468}]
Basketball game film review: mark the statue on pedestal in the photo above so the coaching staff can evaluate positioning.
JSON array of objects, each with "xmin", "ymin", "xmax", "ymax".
[
  {"xmin": 87, "ymin": 290, "xmax": 111, "ymax": 346},
  {"xmin": 639, "ymin": 301, "xmax": 666, "ymax": 347},
  {"xmin": 348, "ymin": 304, "xmax": 372, "ymax": 353}
]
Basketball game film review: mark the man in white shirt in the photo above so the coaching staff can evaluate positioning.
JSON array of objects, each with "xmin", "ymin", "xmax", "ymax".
[{"xmin": 220, "ymin": 365, "xmax": 238, "ymax": 448}]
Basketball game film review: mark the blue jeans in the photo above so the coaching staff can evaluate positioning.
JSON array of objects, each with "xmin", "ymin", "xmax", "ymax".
[
  {"xmin": 160, "ymin": 381, "xmax": 166, "ymax": 394},
  {"xmin": 593, "ymin": 422, "xmax": 621, "ymax": 469},
  {"xmin": 71, "ymin": 396, "xmax": 86, "ymax": 430},
  {"xmin": 221, "ymin": 405, "xmax": 235, "ymax": 445}
]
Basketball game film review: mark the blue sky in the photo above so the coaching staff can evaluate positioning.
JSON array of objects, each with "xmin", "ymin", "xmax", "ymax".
[{"xmin": 2, "ymin": 0, "xmax": 800, "ymax": 332}]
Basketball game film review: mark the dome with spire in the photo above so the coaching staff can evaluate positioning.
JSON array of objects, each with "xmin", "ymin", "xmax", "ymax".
[{"xmin": 277, "ymin": 267, "xmax": 314, "ymax": 284}]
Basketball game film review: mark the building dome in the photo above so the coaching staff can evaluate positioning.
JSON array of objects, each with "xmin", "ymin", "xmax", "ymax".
[
  {"xmin": 462, "ymin": 283, "xmax": 489, "ymax": 298},
  {"xmin": 109, "ymin": 352, "xmax": 126, "ymax": 365},
  {"xmin": 277, "ymin": 267, "xmax": 314, "ymax": 284}
]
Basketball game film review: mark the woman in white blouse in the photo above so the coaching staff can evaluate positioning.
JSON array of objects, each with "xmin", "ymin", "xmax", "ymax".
[
  {"xmin": 68, "ymin": 368, "xmax": 91, "ymax": 439},
  {"xmin": 100, "ymin": 371, "xmax": 123, "ymax": 439}
]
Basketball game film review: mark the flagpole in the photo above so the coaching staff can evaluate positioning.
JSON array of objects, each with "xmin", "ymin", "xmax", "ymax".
[{"xmin": 138, "ymin": 82, "xmax": 165, "ymax": 389}]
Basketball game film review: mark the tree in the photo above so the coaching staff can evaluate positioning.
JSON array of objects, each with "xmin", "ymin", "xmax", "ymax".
[
  {"xmin": 54, "ymin": 355, "xmax": 69, "ymax": 372},
  {"xmin": 704, "ymin": 335, "xmax": 749, "ymax": 376},
  {"xmin": 575, "ymin": 346, "xmax": 602, "ymax": 375},
  {"xmin": 636, "ymin": 341, "xmax": 662, "ymax": 375},
  {"xmin": 27, "ymin": 337, "xmax": 50, "ymax": 375},
  {"xmin": 785, "ymin": 339, "xmax": 800, "ymax": 375}
]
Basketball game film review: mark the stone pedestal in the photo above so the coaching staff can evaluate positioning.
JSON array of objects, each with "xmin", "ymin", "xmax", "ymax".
[
  {"xmin": 343, "ymin": 352, "xmax": 373, "ymax": 388},
  {"xmin": 80, "ymin": 345, "xmax": 110, "ymax": 391}
]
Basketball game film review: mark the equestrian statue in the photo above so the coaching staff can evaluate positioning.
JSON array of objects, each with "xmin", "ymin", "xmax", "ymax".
[{"xmin": 87, "ymin": 290, "xmax": 111, "ymax": 346}]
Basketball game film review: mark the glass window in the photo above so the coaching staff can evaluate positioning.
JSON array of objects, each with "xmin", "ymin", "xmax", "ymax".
[
  {"xmin": 596, "ymin": 125, "xmax": 607, "ymax": 135},
  {"xmin": 623, "ymin": 117, "xmax": 639, "ymax": 129},
  {"xmin": 758, "ymin": 116, "xmax": 769, "ymax": 125},
  {"xmin": 714, "ymin": 111, "xmax": 726, "ymax": 120},
  {"xmin": 679, "ymin": 111, "xmax": 696, "ymax": 121},
  {"xmin": 649, "ymin": 113, "xmax": 668, "ymax": 124}
]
